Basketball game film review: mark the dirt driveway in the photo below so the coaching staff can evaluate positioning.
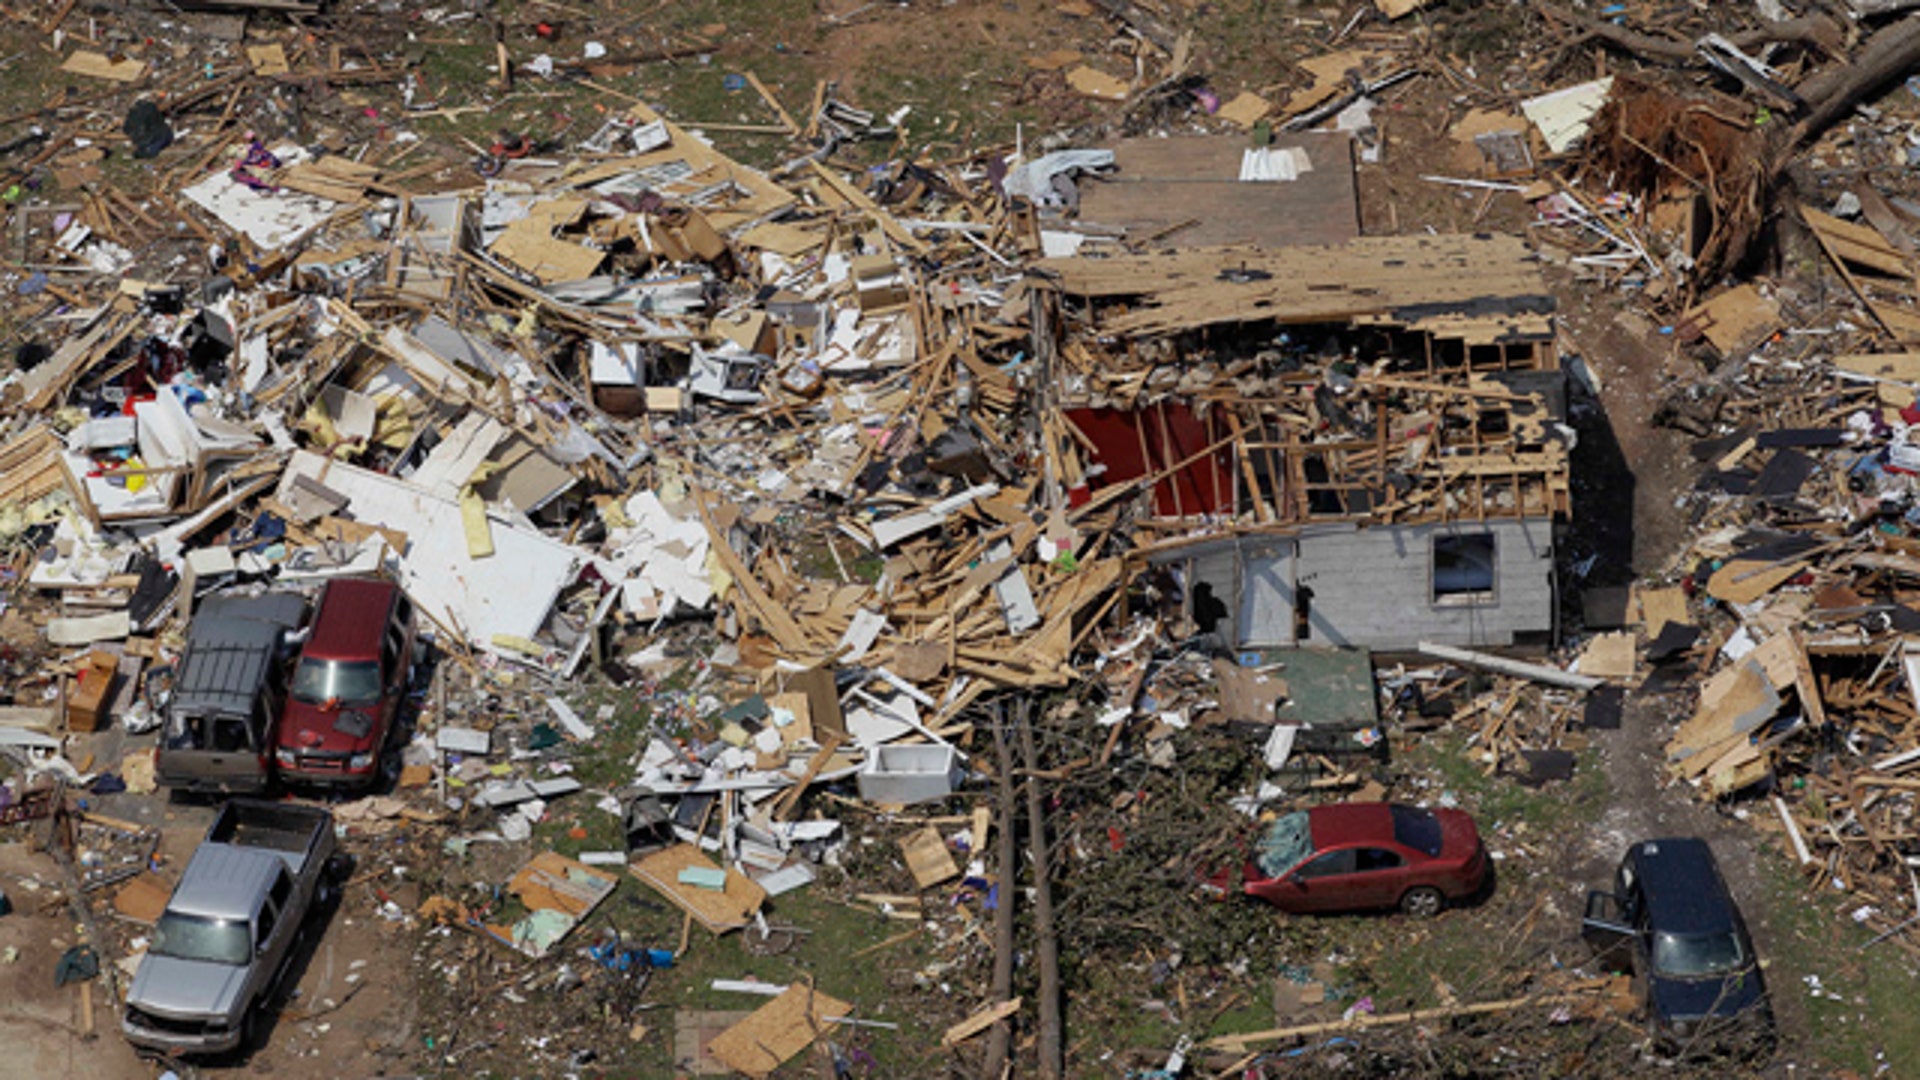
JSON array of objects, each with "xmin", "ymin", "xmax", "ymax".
[{"xmin": 0, "ymin": 793, "xmax": 415, "ymax": 1080}]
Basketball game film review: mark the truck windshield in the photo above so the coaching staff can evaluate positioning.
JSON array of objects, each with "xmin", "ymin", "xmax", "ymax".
[
  {"xmin": 152, "ymin": 913, "xmax": 251, "ymax": 966},
  {"xmin": 1254, "ymin": 811, "xmax": 1314, "ymax": 878},
  {"xmin": 1652, "ymin": 930, "xmax": 1747, "ymax": 977},
  {"xmin": 290, "ymin": 659, "xmax": 381, "ymax": 705}
]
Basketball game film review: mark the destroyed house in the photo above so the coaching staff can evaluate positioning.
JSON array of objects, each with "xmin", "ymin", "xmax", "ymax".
[{"xmin": 1042, "ymin": 233, "xmax": 1570, "ymax": 651}]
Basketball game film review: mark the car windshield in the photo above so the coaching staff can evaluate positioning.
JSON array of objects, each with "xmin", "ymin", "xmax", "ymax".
[
  {"xmin": 290, "ymin": 658, "xmax": 381, "ymax": 705},
  {"xmin": 1652, "ymin": 930, "xmax": 1747, "ymax": 977},
  {"xmin": 151, "ymin": 913, "xmax": 251, "ymax": 966},
  {"xmin": 1391, "ymin": 805, "xmax": 1443, "ymax": 857},
  {"xmin": 1254, "ymin": 811, "xmax": 1314, "ymax": 879}
]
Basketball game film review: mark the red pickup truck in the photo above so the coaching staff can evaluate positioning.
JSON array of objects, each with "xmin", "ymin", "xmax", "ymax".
[{"xmin": 273, "ymin": 578, "xmax": 415, "ymax": 788}]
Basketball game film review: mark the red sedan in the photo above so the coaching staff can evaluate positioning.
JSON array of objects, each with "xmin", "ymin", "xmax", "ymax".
[{"xmin": 1243, "ymin": 802, "xmax": 1489, "ymax": 917}]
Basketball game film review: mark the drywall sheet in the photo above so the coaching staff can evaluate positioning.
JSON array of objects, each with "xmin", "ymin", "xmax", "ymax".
[{"xmin": 278, "ymin": 450, "xmax": 577, "ymax": 653}]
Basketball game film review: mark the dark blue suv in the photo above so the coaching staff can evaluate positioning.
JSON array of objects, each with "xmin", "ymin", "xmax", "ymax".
[{"xmin": 1582, "ymin": 838, "xmax": 1773, "ymax": 1057}]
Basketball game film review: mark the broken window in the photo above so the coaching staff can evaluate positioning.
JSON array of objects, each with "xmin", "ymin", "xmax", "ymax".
[{"xmin": 1432, "ymin": 533, "xmax": 1496, "ymax": 604}]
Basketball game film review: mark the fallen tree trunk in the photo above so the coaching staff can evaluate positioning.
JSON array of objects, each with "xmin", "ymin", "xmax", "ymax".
[
  {"xmin": 1017, "ymin": 699, "xmax": 1064, "ymax": 1079},
  {"xmin": 1204, "ymin": 989, "xmax": 1607, "ymax": 1054},
  {"xmin": 1531, "ymin": 2, "xmax": 1844, "ymax": 66},
  {"xmin": 1087, "ymin": 0, "xmax": 1181, "ymax": 53},
  {"xmin": 1787, "ymin": 13, "xmax": 1920, "ymax": 150}
]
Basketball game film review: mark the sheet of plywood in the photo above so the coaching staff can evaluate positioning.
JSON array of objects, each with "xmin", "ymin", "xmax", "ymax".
[
  {"xmin": 632, "ymin": 844, "xmax": 767, "ymax": 934},
  {"xmin": 674, "ymin": 1010, "xmax": 754, "ymax": 1075},
  {"xmin": 490, "ymin": 217, "xmax": 605, "ymax": 283},
  {"xmin": 246, "ymin": 44, "xmax": 290, "ymax": 76},
  {"xmin": 113, "ymin": 873, "xmax": 172, "ymax": 924},
  {"xmin": 1679, "ymin": 284, "xmax": 1780, "ymax": 355},
  {"xmin": 736, "ymin": 220, "xmax": 826, "ymax": 256},
  {"xmin": 1284, "ymin": 49, "xmax": 1376, "ymax": 119},
  {"xmin": 1835, "ymin": 352, "xmax": 1920, "ymax": 382},
  {"xmin": 1667, "ymin": 659, "xmax": 1779, "ymax": 767},
  {"xmin": 1027, "ymin": 49, "xmax": 1083, "ymax": 71},
  {"xmin": 1577, "ymin": 632, "xmax": 1635, "ymax": 681},
  {"xmin": 1216, "ymin": 91, "xmax": 1272, "ymax": 128},
  {"xmin": 899, "ymin": 826, "xmax": 959, "ymax": 889},
  {"xmin": 1067, "ymin": 66, "xmax": 1130, "ymax": 101},
  {"xmin": 705, "ymin": 983, "xmax": 850, "ymax": 1077},
  {"xmin": 506, "ymin": 851, "xmax": 618, "ymax": 917},
  {"xmin": 485, "ymin": 851, "xmax": 619, "ymax": 957},
  {"xmin": 1705, "ymin": 558, "xmax": 1806, "ymax": 604},
  {"xmin": 61, "ymin": 51, "xmax": 146, "ymax": 82},
  {"xmin": 1635, "ymin": 586, "xmax": 1689, "ymax": 637},
  {"xmin": 1744, "ymin": 633, "xmax": 1802, "ymax": 692}
]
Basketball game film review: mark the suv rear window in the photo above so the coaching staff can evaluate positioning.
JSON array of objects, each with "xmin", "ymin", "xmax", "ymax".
[
  {"xmin": 1390, "ymin": 806, "xmax": 1443, "ymax": 857},
  {"xmin": 291, "ymin": 659, "xmax": 382, "ymax": 705}
]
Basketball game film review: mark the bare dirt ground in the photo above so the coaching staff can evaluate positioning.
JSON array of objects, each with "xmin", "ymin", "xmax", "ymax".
[
  {"xmin": 0, "ymin": 793, "xmax": 411, "ymax": 1080},
  {"xmin": 1555, "ymin": 272, "xmax": 1812, "ymax": 1070}
]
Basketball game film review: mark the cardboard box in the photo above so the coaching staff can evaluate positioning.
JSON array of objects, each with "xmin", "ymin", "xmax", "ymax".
[{"xmin": 67, "ymin": 650, "xmax": 119, "ymax": 733}]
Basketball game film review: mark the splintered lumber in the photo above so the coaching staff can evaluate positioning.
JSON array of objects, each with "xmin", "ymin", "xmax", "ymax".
[
  {"xmin": 943, "ymin": 997, "xmax": 1023, "ymax": 1046},
  {"xmin": 695, "ymin": 491, "xmax": 814, "ymax": 655},
  {"xmin": 1417, "ymin": 642, "xmax": 1603, "ymax": 692},
  {"xmin": 1037, "ymin": 235, "xmax": 1553, "ymax": 337}
]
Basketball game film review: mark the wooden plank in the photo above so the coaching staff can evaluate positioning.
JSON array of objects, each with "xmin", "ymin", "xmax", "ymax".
[
  {"xmin": 770, "ymin": 732, "xmax": 844, "ymax": 822},
  {"xmin": 808, "ymin": 162, "xmax": 927, "ymax": 253},
  {"xmin": 943, "ymin": 997, "xmax": 1023, "ymax": 1046},
  {"xmin": 60, "ymin": 50, "xmax": 145, "ymax": 82},
  {"xmin": 1802, "ymin": 205, "xmax": 1911, "ymax": 277},
  {"xmin": 695, "ymin": 491, "xmax": 815, "ymax": 655},
  {"xmin": 743, "ymin": 70, "xmax": 799, "ymax": 134}
]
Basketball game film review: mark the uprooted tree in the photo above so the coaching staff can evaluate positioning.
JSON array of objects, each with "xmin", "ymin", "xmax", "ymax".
[{"xmin": 1532, "ymin": 3, "xmax": 1920, "ymax": 286}]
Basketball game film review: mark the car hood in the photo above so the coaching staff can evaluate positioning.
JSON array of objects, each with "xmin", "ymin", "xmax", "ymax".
[
  {"xmin": 1650, "ymin": 967, "xmax": 1766, "ymax": 1023},
  {"xmin": 128, "ymin": 953, "xmax": 249, "ymax": 1021},
  {"xmin": 279, "ymin": 700, "xmax": 376, "ymax": 755}
]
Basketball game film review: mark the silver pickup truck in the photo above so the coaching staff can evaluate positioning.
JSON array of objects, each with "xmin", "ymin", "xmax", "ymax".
[{"xmin": 122, "ymin": 800, "xmax": 340, "ymax": 1056}]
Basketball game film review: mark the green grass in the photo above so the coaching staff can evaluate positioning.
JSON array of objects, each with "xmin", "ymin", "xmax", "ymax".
[
  {"xmin": 1409, "ymin": 732, "xmax": 1610, "ymax": 838},
  {"xmin": 1756, "ymin": 850, "xmax": 1920, "ymax": 1075},
  {"xmin": 571, "ymin": 881, "xmax": 939, "ymax": 1076}
]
